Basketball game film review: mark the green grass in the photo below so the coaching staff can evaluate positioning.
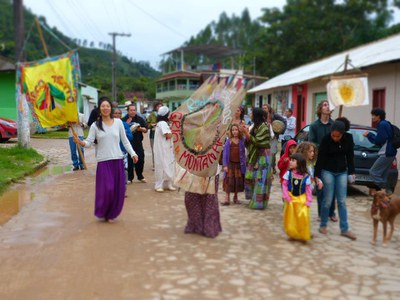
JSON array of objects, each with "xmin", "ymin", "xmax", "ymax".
[
  {"xmin": 32, "ymin": 129, "xmax": 89, "ymax": 139},
  {"xmin": 0, "ymin": 146, "xmax": 44, "ymax": 195}
]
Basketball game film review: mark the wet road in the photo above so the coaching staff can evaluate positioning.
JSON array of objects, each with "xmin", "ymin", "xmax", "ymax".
[{"xmin": 1, "ymin": 137, "xmax": 400, "ymax": 299}]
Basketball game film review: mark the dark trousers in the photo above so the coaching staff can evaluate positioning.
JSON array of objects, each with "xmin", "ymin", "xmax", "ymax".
[{"xmin": 127, "ymin": 142, "xmax": 145, "ymax": 181}]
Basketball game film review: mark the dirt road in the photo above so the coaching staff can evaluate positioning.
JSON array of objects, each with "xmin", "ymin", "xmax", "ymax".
[{"xmin": 1, "ymin": 137, "xmax": 400, "ymax": 299}]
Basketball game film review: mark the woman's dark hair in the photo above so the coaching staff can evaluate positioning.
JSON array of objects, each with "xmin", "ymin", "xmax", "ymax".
[
  {"xmin": 156, "ymin": 113, "xmax": 170, "ymax": 122},
  {"xmin": 290, "ymin": 152, "xmax": 308, "ymax": 175},
  {"xmin": 154, "ymin": 101, "xmax": 163, "ymax": 111},
  {"xmin": 335, "ymin": 117, "xmax": 350, "ymax": 131},
  {"xmin": 331, "ymin": 120, "xmax": 346, "ymax": 134},
  {"xmin": 371, "ymin": 108, "xmax": 386, "ymax": 120},
  {"xmin": 238, "ymin": 105, "xmax": 245, "ymax": 120},
  {"xmin": 252, "ymin": 107, "xmax": 266, "ymax": 129},
  {"xmin": 96, "ymin": 98, "xmax": 113, "ymax": 131}
]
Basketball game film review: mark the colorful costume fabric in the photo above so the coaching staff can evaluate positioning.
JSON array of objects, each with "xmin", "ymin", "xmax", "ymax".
[
  {"xmin": 184, "ymin": 176, "xmax": 222, "ymax": 238},
  {"xmin": 282, "ymin": 170, "xmax": 312, "ymax": 241},
  {"xmin": 222, "ymin": 137, "xmax": 246, "ymax": 193},
  {"xmin": 244, "ymin": 122, "xmax": 272, "ymax": 209}
]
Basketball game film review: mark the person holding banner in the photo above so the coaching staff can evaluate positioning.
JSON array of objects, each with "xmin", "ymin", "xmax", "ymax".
[
  {"xmin": 243, "ymin": 107, "xmax": 272, "ymax": 209},
  {"xmin": 74, "ymin": 98, "xmax": 138, "ymax": 223},
  {"xmin": 68, "ymin": 112, "xmax": 86, "ymax": 171}
]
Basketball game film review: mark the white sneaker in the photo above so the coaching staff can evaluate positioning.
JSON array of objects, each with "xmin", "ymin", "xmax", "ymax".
[
  {"xmin": 168, "ymin": 186, "xmax": 176, "ymax": 191},
  {"xmin": 155, "ymin": 188, "xmax": 164, "ymax": 192}
]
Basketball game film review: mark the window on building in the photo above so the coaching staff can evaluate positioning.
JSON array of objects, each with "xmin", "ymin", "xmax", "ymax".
[
  {"xmin": 372, "ymin": 89, "xmax": 386, "ymax": 127},
  {"xmin": 177, "ymin": 79, "xmax": 187, "ymax": 90}
]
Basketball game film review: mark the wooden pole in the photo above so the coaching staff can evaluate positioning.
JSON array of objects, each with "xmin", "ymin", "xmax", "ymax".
[
  {"xmin": 70, "ymin": 124, "xmax": 87, "ymax": 170},
  {"xmin": 338, "ymin": 55, "xmax": 350, "ymax": 118},
  {"xmin": 35, "ymin": 17, "xmax": 49, "ymax": 57}
]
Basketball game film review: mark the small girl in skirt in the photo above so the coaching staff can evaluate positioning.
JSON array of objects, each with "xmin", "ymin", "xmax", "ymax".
[
  {"xmin": 282, "ymin": 152, "xmax": 313, "ymax": 241},
  {"xmin": 221, "ymin": 124, "xmax": 247, "ymax": 205}
]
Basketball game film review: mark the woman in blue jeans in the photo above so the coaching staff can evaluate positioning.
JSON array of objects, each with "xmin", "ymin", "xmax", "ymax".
[{"xmin": 314, "ymin": 119, "xmax": 356, "ymax": 240}]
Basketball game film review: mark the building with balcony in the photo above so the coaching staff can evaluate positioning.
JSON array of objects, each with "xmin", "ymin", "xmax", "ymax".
[{"xmin": 156, "ymin": 45, "xmax": 265, "ymax": 111}]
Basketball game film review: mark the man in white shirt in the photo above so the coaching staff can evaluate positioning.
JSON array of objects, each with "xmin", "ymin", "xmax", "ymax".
[{"xmin": 283, "ymin": 109, "xmax": 296, "ymax": 139}]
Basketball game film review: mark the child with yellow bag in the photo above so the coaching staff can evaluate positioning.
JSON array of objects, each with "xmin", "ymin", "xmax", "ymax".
[{"xmin": 282, "ymin": 153, "xmax": 313, "ymax": 241}]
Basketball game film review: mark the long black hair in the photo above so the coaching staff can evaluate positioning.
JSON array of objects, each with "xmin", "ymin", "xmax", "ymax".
[
  {"xmin": 250, "ymin": 107, "xmax": 266, "ymax": 136},
  {"xmin": 96, "ymin": 97, "xmax": 113, "ymax": 132}
]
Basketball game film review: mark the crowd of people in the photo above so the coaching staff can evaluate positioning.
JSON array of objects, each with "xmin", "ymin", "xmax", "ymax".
[{"xmin": 72, "ymin": 98, "xmax": 396, "ymax": 242}]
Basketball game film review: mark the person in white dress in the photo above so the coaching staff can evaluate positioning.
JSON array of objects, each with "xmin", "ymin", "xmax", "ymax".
[{"xmin": 154, "ymin": 106, "xmax": 176, "ymax": 192}]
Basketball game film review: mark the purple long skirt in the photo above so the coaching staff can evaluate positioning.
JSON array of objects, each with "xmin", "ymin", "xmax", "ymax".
[
  {"xmin": 95, "ymin": 159, "xmax": 126, "ymax": 220},
  {"xmin": 184, "ymin": 176, "xmax": 222, "ymax": 238}
]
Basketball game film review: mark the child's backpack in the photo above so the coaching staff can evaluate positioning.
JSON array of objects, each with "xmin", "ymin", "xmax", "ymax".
[{"xmin": 391, "ymin": 124, "xmax": 400, "ymax": 149}]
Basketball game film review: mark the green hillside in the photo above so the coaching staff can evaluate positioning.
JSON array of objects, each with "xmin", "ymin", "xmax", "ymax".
[{"xmin": 0, "ymin": 0, "xmax": 159, "ymax": 99}]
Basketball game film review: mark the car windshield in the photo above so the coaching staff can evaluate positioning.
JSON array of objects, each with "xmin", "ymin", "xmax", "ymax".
[{"xmin": 350, "ymin": 128, "xmax": 380, "ymax": 151}]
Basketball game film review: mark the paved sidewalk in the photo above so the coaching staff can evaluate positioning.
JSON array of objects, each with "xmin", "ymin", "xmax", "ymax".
[{"xmin": 0, "ymin": 137, "xmax": 400, "ymax": 299}]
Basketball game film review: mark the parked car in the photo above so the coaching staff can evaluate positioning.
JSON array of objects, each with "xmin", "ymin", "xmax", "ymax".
[
  {"xmin": 0, "ymin": 117, "xmax": 17, "ymax": 142},
  {"xmin": 282, "ymin": 124, "xmax": 398, "ymax": 192}
]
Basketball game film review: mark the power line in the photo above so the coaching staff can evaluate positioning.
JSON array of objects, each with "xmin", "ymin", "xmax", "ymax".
[
  {"xmin": 69, "ymin": 0, "xmax": 108, "ymax": 43},
  {"xmin": 126, "ymin": 0, "xmax": 188, "ymax": 39},
  {"xmin": 45, "ymin": 0, "xmax": 81, "ymax": 41}
]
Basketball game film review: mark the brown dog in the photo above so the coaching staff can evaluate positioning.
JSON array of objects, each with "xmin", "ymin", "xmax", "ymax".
[{"xmin": 371, "ymin": 191, "xmax": 400, "ymax": 245}]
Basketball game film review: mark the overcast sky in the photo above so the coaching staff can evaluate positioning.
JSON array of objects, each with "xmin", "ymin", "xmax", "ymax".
[
  {"xmin": 23, "ymin": 0, "xmax": 400, "ymax": 70},
  {"xmin": 23, "ymin": 0, "xmax": 286, "ymax": 69}
]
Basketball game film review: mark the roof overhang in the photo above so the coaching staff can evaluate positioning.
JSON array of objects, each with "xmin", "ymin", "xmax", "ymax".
[{"xmin": 249, "ymin": 33, "xmax": 400, "ymax": 94}]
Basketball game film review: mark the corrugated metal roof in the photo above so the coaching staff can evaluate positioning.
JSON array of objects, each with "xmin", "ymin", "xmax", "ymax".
[{"xmin": 249, "ymin": 33, "xmax": 400, "ymax": 93}]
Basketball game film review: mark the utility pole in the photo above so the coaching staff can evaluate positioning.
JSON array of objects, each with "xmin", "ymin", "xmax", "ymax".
[{"xmin": 109, "ymin": 32, "xmax": 131, "ymax": 102}]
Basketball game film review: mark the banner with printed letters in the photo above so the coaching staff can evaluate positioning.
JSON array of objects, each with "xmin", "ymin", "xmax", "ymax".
[{"xmin": 17, "ymin": 50, "xmax": 80, "ymax": 128}]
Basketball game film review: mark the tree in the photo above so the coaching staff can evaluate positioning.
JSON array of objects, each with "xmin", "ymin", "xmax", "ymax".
[{"xmin": 255, "ymin": 0, "xmax": 397, "ymax": 77}]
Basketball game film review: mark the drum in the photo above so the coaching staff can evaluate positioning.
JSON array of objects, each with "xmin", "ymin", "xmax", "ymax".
[{"xmin": 272, "ymin": 120, "xmax": 285, "ymax": 134}]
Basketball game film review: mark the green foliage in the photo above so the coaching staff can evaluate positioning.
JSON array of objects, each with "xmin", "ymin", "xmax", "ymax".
[
  {"xmin": 0, "ymin": 145, "xmax": 43, "ymax": 195},
  {"xmin": 254, "ymin": 0, "xmax": 400, "ymax": 77},
  {"xmin": 179, "ymin": 2, "xmax": 400, "ymax": 78},
  {"xmin": 0, "ymin": 0, "xmax": 160, "ymax": 97}
]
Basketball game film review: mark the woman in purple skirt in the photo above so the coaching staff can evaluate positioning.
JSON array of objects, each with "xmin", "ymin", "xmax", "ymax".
[{"xmin": 74, "ymin": 97, "xmax": 138, "ymax": 222}]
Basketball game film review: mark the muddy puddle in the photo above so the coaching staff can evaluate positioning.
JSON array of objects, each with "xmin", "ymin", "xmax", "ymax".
[{"xmin": 0, "ymin": 165, "xmax": 72, "ymax": 225}]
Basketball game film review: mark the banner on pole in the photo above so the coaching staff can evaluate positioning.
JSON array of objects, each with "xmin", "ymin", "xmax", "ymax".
[
  {"xmin": 17, "ymin": 50, "xmax": 81, "ymax": 128},
  {"xmin": 327, "ymin": 75, "xmax": 369, "ymax": 109},
  {"xmin": 170, "ymin": 75, "xmax": 250, "ymax": 193}
]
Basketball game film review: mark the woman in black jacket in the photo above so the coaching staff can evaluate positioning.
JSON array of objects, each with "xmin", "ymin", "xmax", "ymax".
[{"xmin": 314, "ymin": 119, "xmax": 356, "ymax": 240}]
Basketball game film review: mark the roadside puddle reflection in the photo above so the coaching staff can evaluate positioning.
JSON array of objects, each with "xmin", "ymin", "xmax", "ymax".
[{"xmin": 0, "ymin": 165, "xmax": 71, "ymax": 225}]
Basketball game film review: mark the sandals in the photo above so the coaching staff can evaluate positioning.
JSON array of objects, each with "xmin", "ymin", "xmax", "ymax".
[
  {"xmin": 319, "ymin": 227, "xmax": 328, "ymax": 234},
  {"xmin": 221, "ymin": 196, "xmax": 230, "ymax": 206},
  {"xmin": 233, "ymin": 196, "xmax": 241, "ymax": 204},
  {"xmin": 330, "ymin": 216, "xmax": 338, "ymax": 222},
  {"xmin": 341, "ymin": 231, "xmax": 357, "ymax": 240}
]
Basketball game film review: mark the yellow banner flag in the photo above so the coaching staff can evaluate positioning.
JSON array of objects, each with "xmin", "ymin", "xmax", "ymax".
[{"xmin": 20, "ymin": 51, "xmax": 80, "ymax": 128}]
